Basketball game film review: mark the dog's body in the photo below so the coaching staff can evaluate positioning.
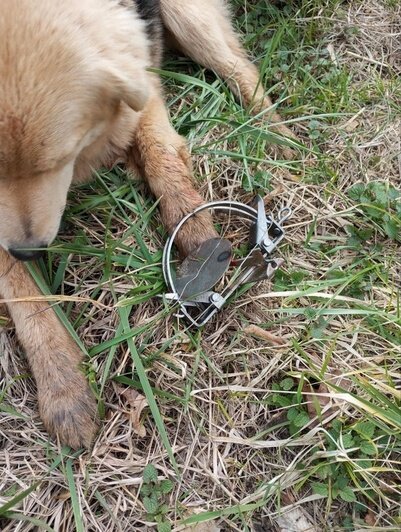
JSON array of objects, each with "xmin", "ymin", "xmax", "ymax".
[{"xmin": 0, "ymin": 0, "xmax": 295, "ymax": 447}]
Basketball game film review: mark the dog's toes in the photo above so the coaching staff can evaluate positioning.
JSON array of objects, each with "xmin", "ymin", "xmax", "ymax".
[
  {"xmin": 175, "ymin": 210, "xmax": 219, "ymax": 258},
  {"xmin": 39, "ymin": 373, "xmax": 98, "ymax": 449}
]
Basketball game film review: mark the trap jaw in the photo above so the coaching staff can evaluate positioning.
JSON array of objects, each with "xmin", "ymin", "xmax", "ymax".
[{"xmin": 162, "ymin": 195, "xmax": 291, "ymax": 328}]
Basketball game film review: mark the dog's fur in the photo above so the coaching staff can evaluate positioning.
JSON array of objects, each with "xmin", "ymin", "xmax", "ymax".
[{"xmin": 0, "ymin": 0, "xmax": 296, "ymax": 448}]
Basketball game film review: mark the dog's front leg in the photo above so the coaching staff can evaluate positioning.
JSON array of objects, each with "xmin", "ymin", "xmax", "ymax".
[
  {"xmin": 128, "ymin": 93, "xmax": 218, "ymax": 256},
  {"xmin": 0, "ymin": 249, "xmax": 97, "ymax": 448}
]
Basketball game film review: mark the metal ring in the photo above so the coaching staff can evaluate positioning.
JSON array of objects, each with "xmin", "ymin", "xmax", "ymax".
[{"xmin": 162, "ymin": 201, "xmax": 259, "ymax": 294}]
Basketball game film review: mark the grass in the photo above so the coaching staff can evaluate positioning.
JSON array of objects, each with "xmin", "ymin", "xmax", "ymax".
[{"xmin": 1, "ymin": 0, "xmax": 401, "ymax": 530}]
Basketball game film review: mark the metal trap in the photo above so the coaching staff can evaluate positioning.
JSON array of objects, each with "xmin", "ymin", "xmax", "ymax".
[{"xmin": 162, "ymin": 195, "xmax": 291, "ymax": 328}]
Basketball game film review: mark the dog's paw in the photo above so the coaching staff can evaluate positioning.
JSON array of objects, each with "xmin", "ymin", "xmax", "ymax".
[
  {"xmin": 175, "ymin": 210, "xmax": 219, "ymax": 258},
  {"xmin": 38, "ymin": 369, "xmax": 98, "ymax": 449}
]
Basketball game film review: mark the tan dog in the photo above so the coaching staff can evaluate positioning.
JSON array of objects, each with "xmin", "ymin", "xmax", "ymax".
[{"xmin": 0, "ymin": 0, "xmax": 296, "ymax": 448}]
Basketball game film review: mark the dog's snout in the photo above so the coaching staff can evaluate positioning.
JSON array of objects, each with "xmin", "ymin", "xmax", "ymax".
[{"xmin": 8, "ymin": 243, "xmax": 47, "ymax": 261}]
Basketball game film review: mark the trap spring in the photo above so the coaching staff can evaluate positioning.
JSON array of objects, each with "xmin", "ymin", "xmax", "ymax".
[{"xmin": 162, "ymin": 195, "xmax": 291, "ymax": 328}]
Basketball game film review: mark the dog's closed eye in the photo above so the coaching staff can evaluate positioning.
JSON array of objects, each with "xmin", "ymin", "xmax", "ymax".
[{"xmin": 33, "ymin": 123, "xmax": 107, "ymax": 175}]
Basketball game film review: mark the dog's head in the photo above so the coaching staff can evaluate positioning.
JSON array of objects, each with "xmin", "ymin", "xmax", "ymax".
[{"xmin": 0, "ymin": 0, "xmax": 150, "ymax": 260}]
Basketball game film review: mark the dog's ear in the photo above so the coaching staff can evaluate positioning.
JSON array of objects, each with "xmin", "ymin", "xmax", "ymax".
[
  {"xmin": 102, "ymin": 64, "xmax": 150, "ymax": 112},
  {"xmin": 112, "ymin": 69, "xmax": 149, "ymax": 111}
]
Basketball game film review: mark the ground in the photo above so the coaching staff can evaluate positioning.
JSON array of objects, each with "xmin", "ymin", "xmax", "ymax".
[{"xmin": 1, "ymin": 0, "xmax": 401, "ymax": 530}]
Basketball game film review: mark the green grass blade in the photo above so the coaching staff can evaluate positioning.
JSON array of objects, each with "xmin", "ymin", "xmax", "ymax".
[
  {"xmin": 118, "ymin": 306, "xmax": 179, "ymax": 475},
  {"xmin": 2, "ymin": 512, "xmax": 55, "ymax": 531},
  {"xmin": 65, "ymin": 459, "xmax": 84, "ymax": 532}
]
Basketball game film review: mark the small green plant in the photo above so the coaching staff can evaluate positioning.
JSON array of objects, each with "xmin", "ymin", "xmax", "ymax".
[
  {"xmin": 140, "ymin": 464, "xmax": 174, "ymax": 532},
  {"xmin": 308, "ymin": 119, "xmax": 328, "ymax": 140},
  {"xmin": 308, "ymin": 419, "xmax": 383, "ymax": 504},
  {"xmin": 268, "ymin": 375, "xmax": 396, "ymax": 520},
  {"xmin": 268, "ymin": 377, "xmax": 311, "ymax": 435},
  {"xmin": 348, "ymin": 181, "xmax": 401, "ymax": 241},
  {"xmin": 273, "ymin": 269, "xmax": 310, "ymax": 291}
]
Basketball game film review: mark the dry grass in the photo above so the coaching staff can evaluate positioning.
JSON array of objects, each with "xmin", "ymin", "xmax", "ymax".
[{"xmin": 1, "ymin": 0, "xmax": 401, "ymax": 530}]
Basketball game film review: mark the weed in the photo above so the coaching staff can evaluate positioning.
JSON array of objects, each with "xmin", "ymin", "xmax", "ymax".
[
  {"xmin": 140, "ymin": 465, "xmax": 174, "ymax": 532},
  {"xmin": 348, "ymin": 181, "xmax": 401, "ymax": 241}
]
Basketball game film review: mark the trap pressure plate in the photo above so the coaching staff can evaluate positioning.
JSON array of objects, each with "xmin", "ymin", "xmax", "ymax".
[{"xmin": 162, "ymin": 195, "xmax": 291, "ymax": 328}]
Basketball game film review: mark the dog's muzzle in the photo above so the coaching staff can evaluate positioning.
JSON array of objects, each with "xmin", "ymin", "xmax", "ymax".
[{"xmin": 8, "ymin": 244, "xmax": 47, "ymax": 261}]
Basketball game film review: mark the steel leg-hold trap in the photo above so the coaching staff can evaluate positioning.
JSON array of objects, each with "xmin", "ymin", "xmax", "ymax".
[{"xmin": 162, "ymin": 195, "xmax": 291, "ymax": 328}]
